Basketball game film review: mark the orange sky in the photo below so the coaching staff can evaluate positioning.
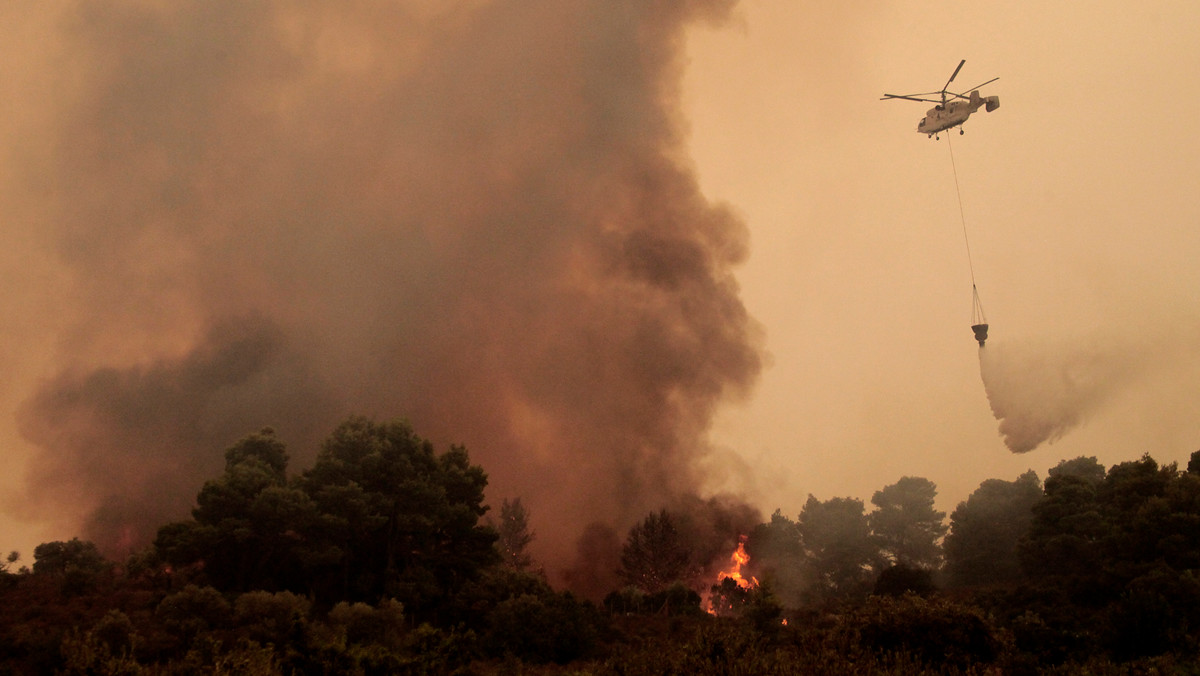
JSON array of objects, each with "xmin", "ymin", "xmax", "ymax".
[{"xmin": 687, "ymin": 0, "xmax": 1200, "ymax": 515}]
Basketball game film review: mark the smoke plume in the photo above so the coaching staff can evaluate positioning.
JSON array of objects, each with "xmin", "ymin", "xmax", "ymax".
[
  {"xmin": 978, "ymin": 337, "xmax": 1139, "ymax": 453},
  {"xmin": 2, "ymin": 0, "xmax": 762, "ymax": 584}
]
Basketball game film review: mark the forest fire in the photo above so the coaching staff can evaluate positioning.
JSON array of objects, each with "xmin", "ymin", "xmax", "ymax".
[
  {"xmin": 718, "ymin": 539, "xmax": 756, "ymax": 589},
  {"xmin": 706, "ymin": 537, "xmax": 757, "ymax": 615}
]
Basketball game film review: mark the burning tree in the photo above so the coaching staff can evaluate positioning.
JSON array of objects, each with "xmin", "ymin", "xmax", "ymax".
[
  {"xmin": 708, "ymin": 576, "xmax": 750, "ymax": 616},
  {"xmin": 707, "ymin": 538, "xmax": 754, "ymax": 616},
  {"xmin": 706, "ymin": 537, "xmax": 785, "ymax": 629},
  {"xmin": 744, "ymin": 510, "xmax": 809, "ymax": 608}
]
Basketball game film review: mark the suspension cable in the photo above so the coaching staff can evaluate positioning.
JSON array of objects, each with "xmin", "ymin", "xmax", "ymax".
[
  {"xmin": 947, "ymin": 134, "xmax": 975, "ymax": 286},
  {"xmin": 947, "ymin": 134, "xmax": 985, "ymax": 325}
]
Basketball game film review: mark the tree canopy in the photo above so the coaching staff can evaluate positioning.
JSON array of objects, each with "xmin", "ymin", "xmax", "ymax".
[
  {"xmin": 155, "ymin": 417, "xmax": 497, "ymax": 615},
  {"xmin": 618, "ymin": 510, "xmax": 692, "ymax": 594},
  {"xmin": 495, "ymin": 497, "xmax": 536, "ymax": 572},
  {"xmin": 155, "ymin": 428, "xmax": 319, "ymax": 593},
  {"xmin": 298, "ymin": 417, "xmax": 498, "ymax": 609},
  {"xmin": 944, "ymin": 470, "xmax": 1042, "ymax": 588},
  {"xmin": 798, "ymin": 495, "xmax": 877, "ymax": 603},
  {"xmin": 869, "ymin": 476, "xmax": 947, "ymax": 570}
]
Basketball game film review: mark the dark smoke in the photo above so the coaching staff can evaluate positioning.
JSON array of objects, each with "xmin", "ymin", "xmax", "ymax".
[
  {"xmin": 563, "ymin": 523, "xmax": 624, "ymax": 601},
  {"xmin": 16, "ymin": 315, "xmax": 334, "ymax": 554},
  {"xmin": 8, "ymin": 0, "xmax": 762, "ymax": 584}
]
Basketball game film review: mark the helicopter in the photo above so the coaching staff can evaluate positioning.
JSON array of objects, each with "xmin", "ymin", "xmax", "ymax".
[{"xmin": 881, "ymin": 60, "xmax": 999, "ymax": 139}]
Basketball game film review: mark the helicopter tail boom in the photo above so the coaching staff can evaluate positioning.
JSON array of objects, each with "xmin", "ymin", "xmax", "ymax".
[{"xmin": 967, "ymin": 90, "xmax": 1000, "ymax": 113}]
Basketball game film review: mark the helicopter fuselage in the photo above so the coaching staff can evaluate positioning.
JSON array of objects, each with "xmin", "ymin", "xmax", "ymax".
[{"xmin": 916, "ymin": 90, "xmax": 999, "ymax": 136}]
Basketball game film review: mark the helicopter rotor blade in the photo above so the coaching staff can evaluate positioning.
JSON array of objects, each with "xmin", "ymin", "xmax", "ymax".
[
  {"xmin": 881, "ymin": 94, "xmax": 940, "ymax": 103},
  {"xmin": 959, "ymin": 77, "xmax": 999, "ymax": 92},
  {"xmin": 943, "ymin": 59, "xmax": 966, "ymax": 91},
  {"xmin": 943, "ymin": 77, "xmax": 1000, "ymax": 102}
]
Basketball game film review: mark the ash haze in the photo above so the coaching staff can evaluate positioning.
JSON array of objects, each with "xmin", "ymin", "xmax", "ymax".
[{"xmin": 3, "ymin": 0, "xmax": 1200, "ymax": 589}]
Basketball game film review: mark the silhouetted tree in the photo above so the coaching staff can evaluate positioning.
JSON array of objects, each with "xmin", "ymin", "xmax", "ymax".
[
  {"xmin": 32, "ymin": 539, "xmax": 107, "ymax": 576},
  {"xmin": 496, "ymin": 497, "xmax": 535, "ymax": 572},
  {"xmin": 944, "ymin": 470, "xmax": 1042, "ymax": 588},
  {"xmin": 869, "ymin": 476, "xmax": 947, "ymax": 569},
  {"xmin": 619, "ymin": 510, "xmax": 692, "ymax": 594},
  {"xmin": 799, "ymin": 496, "xmax": 877, "ymax": 604},
  {"xmin": 155, "ymin": 584, "xmax": 232, "ymax": 644},
  {"xmin": 708, "ymin": 577, "xmax": 750, "ymax": 617},
  {"xmin": 32, "ymin": 538, "xmax": 109, "ymax": 596},
  {"xmin": 1096, "ymin": 455, "xmax": 1177, "ymax": 571},
  {"xmin": 222, "ymin": 425, "xmax": 289, "ymax": 478},
  {"xmin": 300, "ymin": 416, "xmax": 498, "ymax": 611},
  {"xmin": 1012, "ymin": 453, "xmax": 1200, "ymax": 660},
  {"xmin": 0, "ymin": 551, "xmax": 19, "ymax": 591},
  {"xmin": 155, "ymin": 428, "xmax": 318, "ymax": 592},
  {"xmin": 1017, "ymin": 457, "xmax": 1110, "ymax": 593},
  {"xmin": 745, "ymin": 510, "xmax": 809, "ymax": 608},
  {"xmin": 1162, "ymin": 460, "xmax": 1200, "ymax": 570},
  {"xmin": 156, "ymin": 419, "xmax": 497, "ymax": 613},
  {"xmin": 666, "ymin": 494, "xmax": 762, "ymax": 581},
  {"xmin": 1018, "ymin": 468, "xmax": 1106, "ymax": 591},
  {"xmin": 646, "ymin": 581, "xmax": 703, "ymax": 616},
  {"xmin": 1187, "ymin": 449, "xmax": 1200, "ymax": 475},
  {"xmin": 1048, "ymin": 455, "xmax": 1106, "ymax": 485}
]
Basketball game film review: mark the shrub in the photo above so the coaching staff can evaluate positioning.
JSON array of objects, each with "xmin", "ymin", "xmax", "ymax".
[
  {"xmin": 484, "ymin": 592, "xmax": 602, "ymax": 664},
  {"xmin": 843, "ymin": 594, "xmax": 1000, "ymax": 670},
  {"xmin": 233, "ymin": 590, "xmax": 311, "ymax": 648},
  {"xmin": 327, "ymin": 599, "xmax": 405, "ymax": 649},
  {"xmin": 156, "ymin": 585, "xmax": 231, "ymax": 642}
]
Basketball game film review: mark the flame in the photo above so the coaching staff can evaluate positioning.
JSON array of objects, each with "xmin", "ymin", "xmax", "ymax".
[
  {"xmin": 706, "ymin": 536, "xmax": 757, "ymax": 615},
  {"xmin": 718, "ymin": 540, "xmax": 756, "ymax": 589}
]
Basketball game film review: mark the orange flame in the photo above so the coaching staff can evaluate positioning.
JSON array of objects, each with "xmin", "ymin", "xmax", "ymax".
[
  {"xmin": 706, "ymin": 537, "xmax": 757, "ymax": 615},
  {"xmin": 718, "ymin": 540, "xmax": 755, "ymax": 589}
]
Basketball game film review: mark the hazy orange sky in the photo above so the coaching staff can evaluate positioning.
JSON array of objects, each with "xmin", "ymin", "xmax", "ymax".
[
  {"xmin": 688, "ymin": 1, "xmax": 1200, "ymax": 515},
  {"xmin": 2, "ymin": 1, "xmax": 1198, "ymax": 567}
]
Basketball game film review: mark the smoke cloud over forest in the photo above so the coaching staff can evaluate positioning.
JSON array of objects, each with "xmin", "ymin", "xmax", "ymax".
[{"xmin": 2, "ymin": 0, "xmax": 763, "ymax": 584}]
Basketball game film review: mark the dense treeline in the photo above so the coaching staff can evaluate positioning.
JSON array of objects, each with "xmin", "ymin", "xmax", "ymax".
[{"xmin": 3, "ymin": 415, "xmax": 1200, "ymax": 674}]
